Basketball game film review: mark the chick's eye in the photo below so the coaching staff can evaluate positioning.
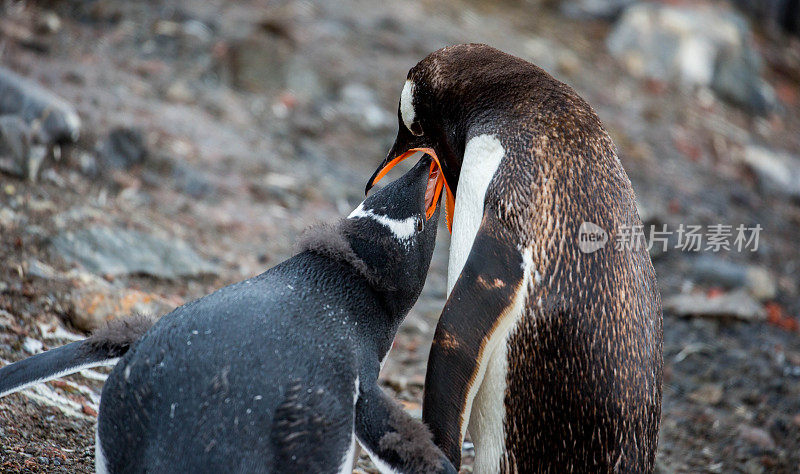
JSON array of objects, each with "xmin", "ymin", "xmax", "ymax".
[
  {"xmin": 416, "ymin": 219, "xmax": 424, "ymax": 232},
  {"xmin": 409, "ymin": 121, "xmax": 423, "ymax": 136}
]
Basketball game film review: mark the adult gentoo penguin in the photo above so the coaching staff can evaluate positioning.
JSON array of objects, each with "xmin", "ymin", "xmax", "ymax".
[
  {"xmin": 0, "ymin": 157, "xmax": 456, "ymax": 474},
  {"xmin": 366, "ymin": 44, "xmax": 663, "ymax": 472}
]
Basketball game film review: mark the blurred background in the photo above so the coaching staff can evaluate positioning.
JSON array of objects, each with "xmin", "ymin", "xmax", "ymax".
[{"xmin": 0, "ymin": 0, "xmax": 798, "ymax": 472}]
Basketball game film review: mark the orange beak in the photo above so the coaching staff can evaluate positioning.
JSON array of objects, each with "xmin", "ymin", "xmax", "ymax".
[{"xmin": 368, "ymin": 148, "xmax": 455, "ymax": 232}]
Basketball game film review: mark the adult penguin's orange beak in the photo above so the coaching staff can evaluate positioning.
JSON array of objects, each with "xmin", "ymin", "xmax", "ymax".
[{"xmin": 366, "ymin": 147, "xmax": 455, "ymax": 232}]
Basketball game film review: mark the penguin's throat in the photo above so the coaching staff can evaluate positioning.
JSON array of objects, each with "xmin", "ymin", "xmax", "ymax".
[{"xmin": 369, "ymin": 148, "xmax": 455, "ymax": 232}]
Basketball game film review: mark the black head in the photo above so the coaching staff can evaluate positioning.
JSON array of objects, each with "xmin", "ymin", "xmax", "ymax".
[
  {"xmin": 301, "ymin": 156, "xmax": 440, "ymax": 317},
  {"xmin": 346, "ymin": 155, "xmax": 440, "ymax": 315},
  {"xmin": 367, "ymin": 44, "xmax": 546, "ymax": 195}
]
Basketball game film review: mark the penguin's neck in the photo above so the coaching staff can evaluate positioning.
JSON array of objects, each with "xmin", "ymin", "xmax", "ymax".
[
  {"xmin": 447, "ymin": 133, "xmax": 506, "ymax": 294},
  {"xmin": 357, "ymin": 287, "xmax": 409, "ymax": 365}
]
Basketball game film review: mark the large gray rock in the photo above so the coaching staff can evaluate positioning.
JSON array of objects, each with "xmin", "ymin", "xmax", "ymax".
[
  {"xmin": 52, "ymin": 226, "xmax": 217, "ymax": 279},
  {"xmin": 607, "ymin": 3, "xmax": 773, "ymax": 112},
  {"xmin": 0, "ymin": 67, "xmax": 81, "ymax": 143}
]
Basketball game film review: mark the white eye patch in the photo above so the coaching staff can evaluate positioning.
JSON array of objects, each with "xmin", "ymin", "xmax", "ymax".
[
  {"xmin": 400, "ymin": 80, "xmax": 418, "ymax": 135},
  {"xmin": 348, "ymin": 202, "xmax": 417, "ymax": 241}
]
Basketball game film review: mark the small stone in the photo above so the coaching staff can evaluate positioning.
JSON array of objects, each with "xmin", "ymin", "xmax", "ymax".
[
  {"xmin": 663, "ymin": 290, "xmax": 766, "ymax": 321},
  {"xmin": 744, "ymin": 267, "xmax": 777, "ymax": 302},
  {"xmin": 165, "ymin": 81, "xmax": 194, "ymax": 104},
  {"xmin": 688, "ymin": 383, "xmax": 723, "ymax": 405},
  {"xmin": 0, "ymin": 115, "xmax": 33, "ymax": 178},
  {"xmin": 690, "ymin": 256, "xmax": 776, "ymax": 301},
  {"xmin": 743, "ymin": 458, "xmax": 765, "ymax": 474},
  {"xmin": 26, "ymin": 144, "xmax": 47, "ymax": 181},
  {"xmin": 712, "ymin": 46, "xmax": 774, "ymax": 114},
  {"xmin": 0, "ymin": 207, "xmax": 17, "ymax": 228},
  {"xmin": 173, "ymin": 163, "xmax": 215, "ymax": 198},
  {"xmin": 182, "ymin": 20, "xmax": 212, "ymax": 43},
  {"xmin": 739, "ymin": 145, "xmax": 800, "ymax": 200},
  {"xmin": 23, "ymin": 337, "xmax": 44, "ymax": 354},
  {"xmin": 99, "ymin": 127, "xmax": 148, "ymax": 170},
  {"xmin": 78, "ymin": 151, "xmax": 98, "ymax": 177},
  {"xmin": 81, "ymin": 403, "xmax": 98, "ymax": 417},
  {"xmin": 27, "ymin": 258, "xmax": 60, "ymax": 280},
  {"xmin": 34, "ymin": 12, "xmax": 62, "ymax": 35},
  {"xmin": 737, "ymin": 424, "xmax": 776, "ymax": 450}
]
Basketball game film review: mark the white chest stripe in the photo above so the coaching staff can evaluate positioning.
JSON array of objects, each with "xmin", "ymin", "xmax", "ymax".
[
  {"xmin": 447, "ymin": 134, "xmax": 505, "ymax": 295},
  {"xmin": 349, "ymin": 203, "xmax": 417, "ymax": 240}
]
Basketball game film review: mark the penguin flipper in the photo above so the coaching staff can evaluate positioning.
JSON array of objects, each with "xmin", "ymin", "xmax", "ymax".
[
  {"xmin": 422, "ymin": 218, "xmax": 527, "ymax": 466},
  {"xmin": 0, "ymin": 314, "xmax": 155, "ymax": 398},
  {"xmin": 355, "ymin": 382, "xmax": 457, "ymax": 474}
]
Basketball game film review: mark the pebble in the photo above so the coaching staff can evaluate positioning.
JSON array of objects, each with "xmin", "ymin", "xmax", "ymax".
[
  {"xmin": 165, "ymin": 81, "xmax": 194, "ymax": 104},
  {"xmin": 99, "ymin": 127, "xmax": 148, "ymax": 170},
  {"xmin": 34, "ymin": 12, "xmax": 62, "ymax": 35},
  {"xmin": 0, "ymin": 207, "xmax": 18, "ymax": 228},
  {"xmin": 0, "ymin": 114, "xmax": 47, "ymax": 181},
  {"xmin": 739, "ymin": 145, "xmax": 800, "ymax": 200},
  {"xmin": 663, "ymin": 290, "xmax": 766, "ymax": 321},
  {"xmin": 737, "ymin": 424, "xmax": 776, "ymax": 450},
  {"xmin": 22, "ymin": 337, "xmax": 44, "ymax": 354},
  {"xmin": 688, "ymin": 383, "xmax": 724, "ymax": 405},
  {"xmin": 690, "ymin": 256, "xmax": 776, "ymax": 301}
]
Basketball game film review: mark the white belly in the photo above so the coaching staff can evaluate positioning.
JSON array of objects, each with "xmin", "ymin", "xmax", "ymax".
[
  {"xmin": 469, "ymin": 339, "xmax": 510, "ymax": 474},
  {"xmin": 95, "ymin": 429, "xmax": 109, "ymax": 474},
  {"xmin": 467, "ymin": 274, "xmax": 529, "ymax": 474}
]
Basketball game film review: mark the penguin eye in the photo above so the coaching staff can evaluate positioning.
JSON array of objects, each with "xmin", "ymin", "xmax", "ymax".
[
  {"xmin": 409, "ymin": 121, "xmax": 423, "ymax": 136},
  {"xmin": 416, "ymin": 219, "xmax": 424, "ymax": 232}
]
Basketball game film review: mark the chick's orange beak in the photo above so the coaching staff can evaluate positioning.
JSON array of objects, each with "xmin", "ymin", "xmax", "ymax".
[{"xmin": 367, "ymin": 147, "xmax": 455, "ymax": 232}]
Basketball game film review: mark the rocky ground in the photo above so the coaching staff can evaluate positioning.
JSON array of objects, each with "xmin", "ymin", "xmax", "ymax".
[{"xmin": 0, "ymin": 0, "xmax": 799, "ymax": 472}]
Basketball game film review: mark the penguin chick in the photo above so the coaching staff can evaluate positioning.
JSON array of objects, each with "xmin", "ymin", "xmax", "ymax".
[{"xmin": 0, "ymin": 156, "xmax": 455, "ymax": 474}]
